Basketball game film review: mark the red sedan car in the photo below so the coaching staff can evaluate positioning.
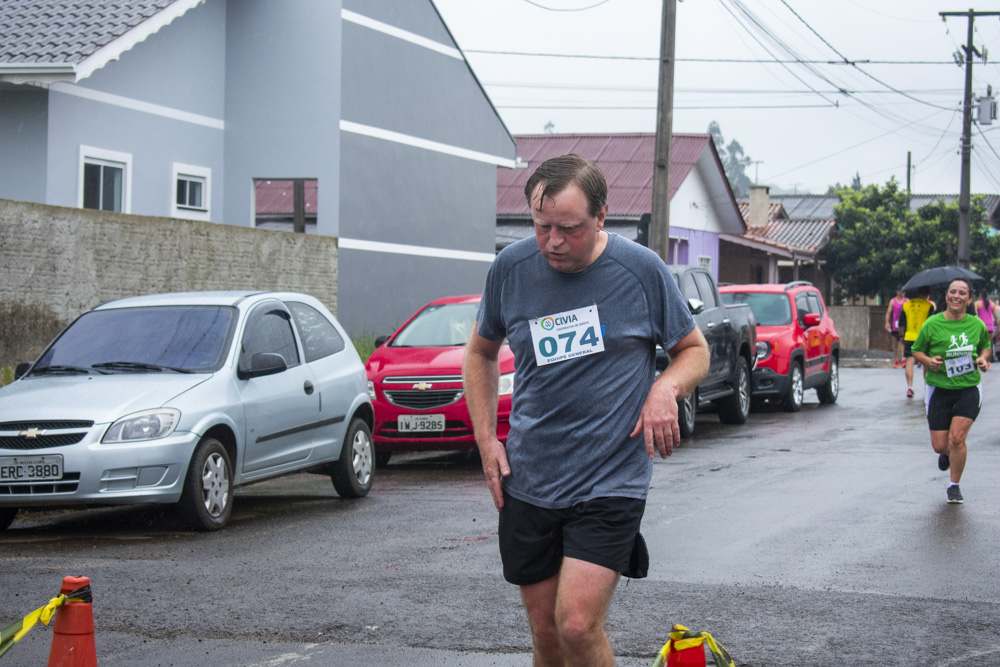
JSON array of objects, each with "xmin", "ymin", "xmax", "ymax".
[{"xmin": 365, "ymin": 295, "xmax": 514, "ymax": 466}]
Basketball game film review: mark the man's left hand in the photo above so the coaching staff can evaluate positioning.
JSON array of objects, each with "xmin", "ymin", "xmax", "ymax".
[{"xmin": 630, "ymin": 378, "xmax": 681, "ymax": 459}]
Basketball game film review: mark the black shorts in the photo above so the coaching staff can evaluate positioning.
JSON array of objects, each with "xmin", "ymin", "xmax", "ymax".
[
  {"xmin": 904, "ymin": 341, "xmax": 915, "ymax": 358},
  {"xmin": 891, "ymin": 330, "xmax": 902, "ymax": 340},
  {"xmin": 925, "ymin": 385, "xmax": 981, "ymax": 431},
  {"xmin": 498, "ymin": 491, "xmax": 645, "ymax": 586}
]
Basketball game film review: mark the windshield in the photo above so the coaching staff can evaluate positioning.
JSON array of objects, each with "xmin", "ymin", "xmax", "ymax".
[
  {"xmin": 391, "ymin": 303, "xmax": 478, "ymax": 347},
  {"xmin": 34, "ymin": 306, "xmax": 236, "ymax": 373},
  {"xmin": 721, "ymin": 292, "xmax": 792, "ymax": 326}
]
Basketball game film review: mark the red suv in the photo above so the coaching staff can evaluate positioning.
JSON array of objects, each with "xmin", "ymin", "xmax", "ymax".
[
  {"xmin": 365, "ymin": 295, "xmax": 514, "ymax": 466},
  {"xmin": 719, "ymin": 281, "xmax": 839, "ymax": 411}
]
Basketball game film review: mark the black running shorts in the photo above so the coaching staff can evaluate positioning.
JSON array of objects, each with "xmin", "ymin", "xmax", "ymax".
[
  {"xmin": 904, "ymin": 341, "xmax": 915, "ymax": 358},
  {"xmin": 925, "ymin": 384, "xmax": 981, "ymax": 431},
  {"xmin": 498, "ymin": 491, "xmax": 645, "ymax": 586}
]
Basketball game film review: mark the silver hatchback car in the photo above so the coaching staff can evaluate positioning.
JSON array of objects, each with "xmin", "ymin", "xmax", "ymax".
[{"xmin": 0, "ymin": 291, "xmax": 374, "ymax": 531}]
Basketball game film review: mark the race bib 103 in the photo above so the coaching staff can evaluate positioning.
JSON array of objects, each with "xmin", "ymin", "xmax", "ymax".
[
  {"xmin": 528, "ymin": 305, "xmax": 605, "ymax": 367},
  {"xmin": 945, "ymin": 354, "xmax": 975, "ymax": 378}
]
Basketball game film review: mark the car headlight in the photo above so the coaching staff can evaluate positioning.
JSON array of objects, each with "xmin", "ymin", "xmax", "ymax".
[
  {"xmin": 102, "ymin": 409, "xmax": 180, "ymax": 443},
  {"xmin": 756, "ymin": 341, "xmax": 771, "ymax": 360},
  {"xmin": 367, "ymin": 380, "xmax": 376, "ymax": 401},
  {"xmin": 498, "ymin": 372, "xmax": 515, "ymax": 396}
]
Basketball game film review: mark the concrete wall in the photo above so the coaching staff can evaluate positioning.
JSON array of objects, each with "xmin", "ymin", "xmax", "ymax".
[
  {"xmin": 828, "ymin": 306, "xmax": 869, "ymax": 351},
  {"xmin": 0, "ymin": 199, "xmax": 338, "ymax": 370}
]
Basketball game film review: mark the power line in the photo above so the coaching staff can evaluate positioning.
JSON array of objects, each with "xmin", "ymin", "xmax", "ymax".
[
  {"xmin": 519, "ymin": 0, "xmax": 613, "ymax": 10},
  {"xmin": 463, "ymin": 50, "xmax": 955, "ymax": 65}
]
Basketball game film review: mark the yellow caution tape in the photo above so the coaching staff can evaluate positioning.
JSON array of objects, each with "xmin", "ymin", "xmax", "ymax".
[
  {"xmin": 0, "ymin": 586, "xmax": 90, "ymax": 661},
  {"xmin": 649, "ymin": 623, "xmax": 735, "ymax": 667}
]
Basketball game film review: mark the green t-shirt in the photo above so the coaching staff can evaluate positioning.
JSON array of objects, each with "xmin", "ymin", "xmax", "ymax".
[{"xmin": 912, "ymin": 312, "xmax": 990, "ymax": 389}]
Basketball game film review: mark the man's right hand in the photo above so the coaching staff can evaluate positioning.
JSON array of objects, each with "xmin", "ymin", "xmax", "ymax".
[{"xmin": 478, "ymin": 437, "xmax": 510, "ymax": 511}]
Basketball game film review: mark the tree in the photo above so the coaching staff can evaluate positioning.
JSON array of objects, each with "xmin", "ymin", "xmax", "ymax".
[
  {"xmin": 825, "ymin": 172, "xmax": 863, "ymax": 195},
  {"xmin": 826, "ymin": 178, "xmax": 1000, "ymax": 300},
  {"xmin": 708, "ymin": 121, "xmax": 753, "ymax": 198}
]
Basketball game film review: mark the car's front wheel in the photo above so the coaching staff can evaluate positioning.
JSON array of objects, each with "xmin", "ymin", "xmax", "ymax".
[
  {"xmin": 817, "ymin": 356, "xmax": 839, "ymax": 404},
  {"xmin": 332, "ymin": 418, "xmax": 374, "ymax": 498},
  {"xmin": 677, "ymin": 390, "xmax": 697, "ymax": 438},
  {"xmin": 178, "ymin": 437, "xmax": 233, "ymax": 531},
  {"xmin": 782, "ymin": 363, "xmax": 804, "ymax": 412},
  {"xmin": 0, "ymin": 508, "xmax": 17, "ymax": 532}
]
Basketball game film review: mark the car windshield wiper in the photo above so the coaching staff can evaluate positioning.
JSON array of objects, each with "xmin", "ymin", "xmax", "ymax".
[
  {"xmin": 91, "ymin": 361, "xmax": 193, "ymax": 374},
  {"xmin": 30, "ymin": 364, "xmax": 97, "ymax": 376}
]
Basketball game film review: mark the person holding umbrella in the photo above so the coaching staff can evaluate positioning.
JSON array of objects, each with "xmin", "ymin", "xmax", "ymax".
[{"xmin": 911, "ymin": 278, "xmax": 991, "ymax": 504}]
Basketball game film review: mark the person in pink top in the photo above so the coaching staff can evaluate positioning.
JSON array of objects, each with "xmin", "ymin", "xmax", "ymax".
[
  {"xmin": 884, "ymin": 288, "xmax": 907, "ymax": 368},
  {"xmin": 974, "ymin": 289, "xmax": 998, "ymax": 361}
]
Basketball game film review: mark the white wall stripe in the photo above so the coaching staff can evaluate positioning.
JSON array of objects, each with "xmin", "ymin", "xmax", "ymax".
[
  {"xmin": 49, "ymin": 82, "xmax": 225, "ymax": 130},
  {"xmin": 339, "ymin": 237, "xmax": 495, "ymax": 263},
  {"xmin": 341, "ymin": 120, "xmax": 515, "ymax": 168},
  {"xmin": 341, "ymin": 9, "xmax": 463, "ymax": 60}
]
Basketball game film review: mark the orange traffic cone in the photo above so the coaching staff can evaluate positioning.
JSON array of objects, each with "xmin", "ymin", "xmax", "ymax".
[{"xmin": 47, "ymin": 576, "xmax": 97, "ymax": 667}]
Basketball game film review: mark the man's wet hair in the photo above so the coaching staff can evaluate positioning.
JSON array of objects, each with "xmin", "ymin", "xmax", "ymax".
[{"xmin": 524, "ymin": 154, "xmax": 608, "ymax": 219}]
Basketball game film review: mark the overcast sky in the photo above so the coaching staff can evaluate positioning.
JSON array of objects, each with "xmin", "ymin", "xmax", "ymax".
[{"xmin": 432, "ymin": 0, "xmax": 1000, "ymax": 197}]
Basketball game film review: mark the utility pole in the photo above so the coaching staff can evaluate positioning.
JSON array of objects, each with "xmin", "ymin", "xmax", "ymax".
[
  {"xmin": 939, "ymin": 9, "xmax": 1000, "ymax": 268},
  {"xmin": 649, "ymin": 0, "xmax": 676, "ymax": 263}
]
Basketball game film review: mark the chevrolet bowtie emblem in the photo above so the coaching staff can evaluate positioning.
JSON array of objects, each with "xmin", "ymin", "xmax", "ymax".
[
  {"xmin": 19, "ymin": 428, "xmax": 44, "ymax": 438},
  {"xmin": 412, "ymin": 382, "xmax": 433, "ymax": 390}
]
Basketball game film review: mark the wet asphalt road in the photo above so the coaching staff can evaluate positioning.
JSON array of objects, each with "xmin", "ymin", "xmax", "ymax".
[{"xmin": 2, "ymin": 366, "xmax": 999, "ymax": 666}]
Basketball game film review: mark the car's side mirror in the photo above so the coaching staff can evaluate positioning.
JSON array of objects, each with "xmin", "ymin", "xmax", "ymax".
[
  {"xmin": 239, "ymin": 352, "xmax": 288, "ymax": 380},
  {"xmin": 803, "ymin": 313, "xmax": 821, "ymax": 327},
  {"xmin": 374, "ymin": 335, "xmax": 389, "ymax": 347},
  {"xmin": 14, "ymin": 362, "xmax": 31, "ymax": 379},
  {"xmin": 687, "ymin": 298, "xmax": 705, "ymax": 315}
]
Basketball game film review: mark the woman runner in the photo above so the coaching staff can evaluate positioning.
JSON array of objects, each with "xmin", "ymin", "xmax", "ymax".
[
  {"xmin": 911, "ymin": 278, "xmax": 991, "ymax": 504},
  {"xmin": 973, "ymin": 289, "xmax": 998, "ymax": 362}
]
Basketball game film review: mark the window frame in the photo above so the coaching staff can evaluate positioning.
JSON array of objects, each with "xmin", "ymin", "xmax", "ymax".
[
  {"xmin": 78, "ymin": 145, "xmax": 132, "ymax": 213},
  {"xmin": 171, "ymin": 162, "xmax": 212, "ymax": 221}
]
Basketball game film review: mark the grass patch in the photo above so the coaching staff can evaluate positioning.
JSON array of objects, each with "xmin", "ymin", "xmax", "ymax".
[
  {"xmin": 1, "ymin": 366, "xmax": 13, "ymax": 387},
  {"xmin": 352, "ymin": 333, "xmax": 379, "ymax": 364}
]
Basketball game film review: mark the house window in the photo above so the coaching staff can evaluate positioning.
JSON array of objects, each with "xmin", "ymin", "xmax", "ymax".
[
  {"xmin": 698, "ymin": 255, "xmax": 711, "ymax": 270},
  {"xmin": 171, "ymin": 163, "xmax": 211, "ymax": 221},
  {"xmin": 79, "ymin": 146, "xmax": 132, "ymax": 213},
  {"xmin": 254, "ymin": 179, "xmax": 317, "ymax": 233}
]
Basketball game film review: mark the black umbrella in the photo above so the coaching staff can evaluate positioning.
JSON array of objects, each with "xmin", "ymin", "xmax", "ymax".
[{"xmin": 900, "ymin": 265, "xmax": 982, "ymax": 293}]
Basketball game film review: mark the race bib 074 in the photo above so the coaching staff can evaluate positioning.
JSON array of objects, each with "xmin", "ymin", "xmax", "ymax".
[{"xmin": 528, "ymin": 305, "xmax": 605, "ymax": 367}]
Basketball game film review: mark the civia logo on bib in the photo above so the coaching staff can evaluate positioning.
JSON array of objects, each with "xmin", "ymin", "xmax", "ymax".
[{"xmin": 540, "ymin": 317, "xmax": 555, "ymax": 330}]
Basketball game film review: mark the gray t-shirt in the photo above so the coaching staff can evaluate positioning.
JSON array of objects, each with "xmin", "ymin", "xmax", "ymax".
[{"xmin": 476, "ymin": 232, "xmax": 695, "ymax": 509}]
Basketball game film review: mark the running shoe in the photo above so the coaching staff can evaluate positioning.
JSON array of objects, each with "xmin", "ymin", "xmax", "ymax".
[
  {"xmin": 938, "ymin": 453, "xmax": 950, "ymax": 471},
  {"xmin": 947, "ymin": 485, "xmax": 963, "ymax": 504},
  {"xmin": 893, "ymin": 361, "xmax": 900, "ymax": 368},
  {"xmin": 906, "ymin": 387, "xmax": 914, "ymax": 398}
]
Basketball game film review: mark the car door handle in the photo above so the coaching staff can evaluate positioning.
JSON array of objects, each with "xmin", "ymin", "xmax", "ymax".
[{"xmin": 303, "ymin": 381, "xmax": 314, "ymax": 395}]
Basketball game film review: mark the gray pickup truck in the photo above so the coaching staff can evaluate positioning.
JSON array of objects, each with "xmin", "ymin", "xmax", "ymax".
[{"xmin": 657, "ymin": 265, "xmax": 757, "ymax": 437}]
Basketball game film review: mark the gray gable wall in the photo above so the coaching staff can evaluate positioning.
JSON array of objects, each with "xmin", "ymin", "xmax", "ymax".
[{"xmin": 0, "ymin": 0, "xmax": 514, "ymax": 335}]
